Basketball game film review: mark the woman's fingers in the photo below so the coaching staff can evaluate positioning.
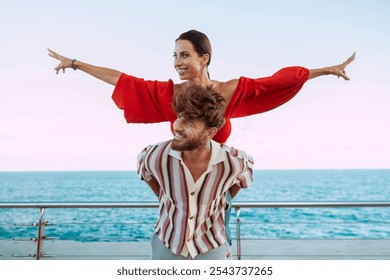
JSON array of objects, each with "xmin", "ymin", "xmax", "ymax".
[
  {"xmin": 344, "ymin": 52, "xmax": 356, "ymax": 66},
  {"xmin": 341, "ymin": 71, "xmax": 350, "ymax": 80},
  {"xmin": 337, "ymin": 52, "xmax": 355, "ymax": 80},
  {"xmin": 48, "ymin": 48, "xmax": 71, "ymax": 74},
  {"xmin": 48, "ymin": 48, "xmax": 60, "ymax": 60}
]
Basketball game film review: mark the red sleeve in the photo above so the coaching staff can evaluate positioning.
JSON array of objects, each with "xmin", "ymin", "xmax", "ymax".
[
  {"xmin": 226, "ymin": 67, "xmax": 309, "ymax": 118},
  {"xmin": 112, "ymin": 73, "xmax": 176, "ymax": 123}
]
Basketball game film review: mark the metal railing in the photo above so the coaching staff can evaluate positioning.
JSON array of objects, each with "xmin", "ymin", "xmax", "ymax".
[{"xmin": 1, "ymin": 201, "xmax": 390, "ymax": 260}]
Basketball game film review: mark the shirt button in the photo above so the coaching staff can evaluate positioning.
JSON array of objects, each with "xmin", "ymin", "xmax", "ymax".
[
  {"xmin": 187, "ymin": 239, "xmax": 191, "ymax": 242},
  {"xmin": 190, "ymin": 192, "xmax": 195, "ymax": 196},
  {"xmin": 189, "ymin": 216, "xmax": 194, "ymax": 220}
]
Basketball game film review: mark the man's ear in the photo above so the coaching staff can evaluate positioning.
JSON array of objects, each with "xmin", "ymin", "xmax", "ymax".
[{"xmin": 206, "ymin": 127, "xmax": 218, "ymax": 139}]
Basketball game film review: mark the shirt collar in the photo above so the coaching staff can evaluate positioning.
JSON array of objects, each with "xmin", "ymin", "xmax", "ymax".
[{"xmin": 168, "ymin": 140, "xmax": 226, "ymax": 166}]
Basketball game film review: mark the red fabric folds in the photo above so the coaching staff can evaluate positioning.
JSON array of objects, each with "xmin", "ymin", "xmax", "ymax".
[
  {"xmin": 226, "ymin": 67, "xmax": 309, "ymax": 118},
  {"xmin": 112, "ymin": 74, "xmax": 176, "ymax": 123},
  {"xmin": 112, "ymin": 66, "xmax": 309, "ymax": 143}
]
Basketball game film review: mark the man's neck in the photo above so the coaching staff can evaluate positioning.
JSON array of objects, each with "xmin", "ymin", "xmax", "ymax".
[
  {"xmin": 182, "ymin": 140, "xmax": 212, "ymax": 162},
  {"xmin": 182, "ymin": 141, "xmax": 212, "ymax": 182}
]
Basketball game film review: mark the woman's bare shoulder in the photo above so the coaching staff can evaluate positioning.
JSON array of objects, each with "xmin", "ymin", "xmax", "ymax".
[{"xmin": 212, "ymin": 79, "xmax": 239, "ymax": 104}]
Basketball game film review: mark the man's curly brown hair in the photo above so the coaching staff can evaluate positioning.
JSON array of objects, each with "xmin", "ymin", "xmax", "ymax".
[{"xmin": 172, "ymin": 85, "xmax": 225, "ymax": 130}]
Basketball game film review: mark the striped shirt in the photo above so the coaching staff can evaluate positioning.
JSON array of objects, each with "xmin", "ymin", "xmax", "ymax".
[{"xmin": 137, "ymin": 140, "xmax": 254, "ymax": 258}]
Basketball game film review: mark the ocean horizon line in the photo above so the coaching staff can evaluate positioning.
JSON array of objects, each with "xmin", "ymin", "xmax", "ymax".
[{"xmin": 1, "ymin": 168, "xmax": 390, "ymax": 173}]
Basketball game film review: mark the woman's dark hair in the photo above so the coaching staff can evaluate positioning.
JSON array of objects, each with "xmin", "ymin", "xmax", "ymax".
[
  {"xmin": 176, "ymin": 29, "xmax": 212, "ymax": 67},
  {"xmin": 172, "ymin": 85, "xmax": 225, "ymax": 130}
]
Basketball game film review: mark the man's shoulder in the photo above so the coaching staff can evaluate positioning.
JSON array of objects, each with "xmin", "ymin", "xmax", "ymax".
[
  {"xmin": 143, "ymin": 140, "xmax": 172, "ymax": 153},
  {"xmin": 221, "ymin": 144, "xmax": 253, "ymax": 163}
]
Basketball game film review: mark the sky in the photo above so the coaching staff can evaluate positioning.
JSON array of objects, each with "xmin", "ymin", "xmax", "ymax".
[{"xmin": 0, "ymin": 0, "xmax": 389, "ymax": 171}]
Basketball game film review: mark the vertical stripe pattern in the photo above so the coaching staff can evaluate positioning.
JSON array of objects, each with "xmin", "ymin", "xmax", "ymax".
[{"xmin": 137, "ymin": 140, "xmax": 253, "ymax": 257}]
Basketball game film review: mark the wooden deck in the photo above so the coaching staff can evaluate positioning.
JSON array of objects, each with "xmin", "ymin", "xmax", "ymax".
[{"xmin": 1, "ymin": 239, "xmax": 390, "ymax": 260}]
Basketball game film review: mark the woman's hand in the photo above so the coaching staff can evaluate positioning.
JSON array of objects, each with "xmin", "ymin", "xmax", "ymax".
[
  {"xmin": 47, "ymin": 48, "xmax": 122, "ymax": 85},
  {"xmin": 47, "ymin": 48, "xmax": 73, "ymax": 74},
  {"xmin": 329, "ymin": 52, "xmax": 356, "ymax": 80},
  {"xmin": 308, "ymin": 52, "xmax": 356, "ymax": 80}
]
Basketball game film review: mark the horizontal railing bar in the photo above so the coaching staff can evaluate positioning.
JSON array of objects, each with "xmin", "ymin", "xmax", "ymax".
[
  {"xmin": 0, "ymin": 202, "xmax": 158, "ymax": 209},
  {"xmin": 236, "ymin": 221, "xmax": 390, "ymax": 224},
  {"xmin": 235, "ymin": 201, "xmax": 390, "ymax": 208},
  {"xmin": 1, "ymin": 201, "xmax": 390, "ymax": 209},
  {"xmin": 45, "ymin": 221, "xmax": 390, "ymax": 225},
  {"xmin": 47, "ymin": 222, "xmax": 157, "ymax": 225}
]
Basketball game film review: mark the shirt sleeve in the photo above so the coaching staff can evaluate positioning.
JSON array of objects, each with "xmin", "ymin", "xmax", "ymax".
[
  {"xmin": 137, "ymin": 146, "xmax": 153, "ymax": 182},
  {"xmin": 236, "ymin": 151, "xmax": 254, "ymax": 189},
  {"xmin": 112, "ymin": 73, "xmax": 176, "ymax": 123},
  {"xmin": 226, "ymin": 147, "xmax": 254, "ymax": 189},
  {"xmin": 227, "ymin": 66, "xmax": 309, "ymax": 118}
]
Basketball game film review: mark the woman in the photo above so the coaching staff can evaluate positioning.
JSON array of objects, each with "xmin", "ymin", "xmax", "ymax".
[
  {"xmin": 48, "ymin": 29, "xmax": 355, "ymax": 144},
  {"xmin": 48, "ymin": 30, "xmax": 355, "ymax": 246}
]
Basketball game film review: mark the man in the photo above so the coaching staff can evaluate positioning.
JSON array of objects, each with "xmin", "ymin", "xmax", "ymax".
[{"xmin": 137, "ymin": 85, "xmax": 254, "ymax": 260}]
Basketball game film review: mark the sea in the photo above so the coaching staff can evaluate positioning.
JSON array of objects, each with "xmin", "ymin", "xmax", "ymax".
[{"xmin": 1, "ymin": 169, "xmax": 390, "ymax": 242}]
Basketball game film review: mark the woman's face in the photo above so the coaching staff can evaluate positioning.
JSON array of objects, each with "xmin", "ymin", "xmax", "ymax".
[{"xmin": 174, "ymin": 39, "xmax": 207, "ymax": 81}]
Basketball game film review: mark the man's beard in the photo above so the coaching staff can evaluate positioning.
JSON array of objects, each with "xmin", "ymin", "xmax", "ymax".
[{"xmin": 171, "ymin": 135, "xmax": 204, "ymax": 151}]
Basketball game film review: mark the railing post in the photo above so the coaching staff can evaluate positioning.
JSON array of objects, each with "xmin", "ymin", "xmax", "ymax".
[
  {"xmin": 235, "ymin": 207, "xmax": 241, "ymax": 260},
  {"xmin": 36, "ymin": 208, "xmax": 46, "ymax": 260}
]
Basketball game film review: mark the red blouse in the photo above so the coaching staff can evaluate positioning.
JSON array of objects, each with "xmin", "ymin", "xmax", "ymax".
[{"xmin": 112, "ymin": 66, "xmax": 309, "ymax": 143}]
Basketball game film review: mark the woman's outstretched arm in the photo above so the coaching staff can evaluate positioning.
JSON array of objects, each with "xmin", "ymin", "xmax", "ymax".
[
  {"xmin": 308, "ymin": 52, "xmax": 356, "ymax": 80},
  {"xmin": 48, "ymin": 48, "xmax": 122, "ymax": 86}
]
